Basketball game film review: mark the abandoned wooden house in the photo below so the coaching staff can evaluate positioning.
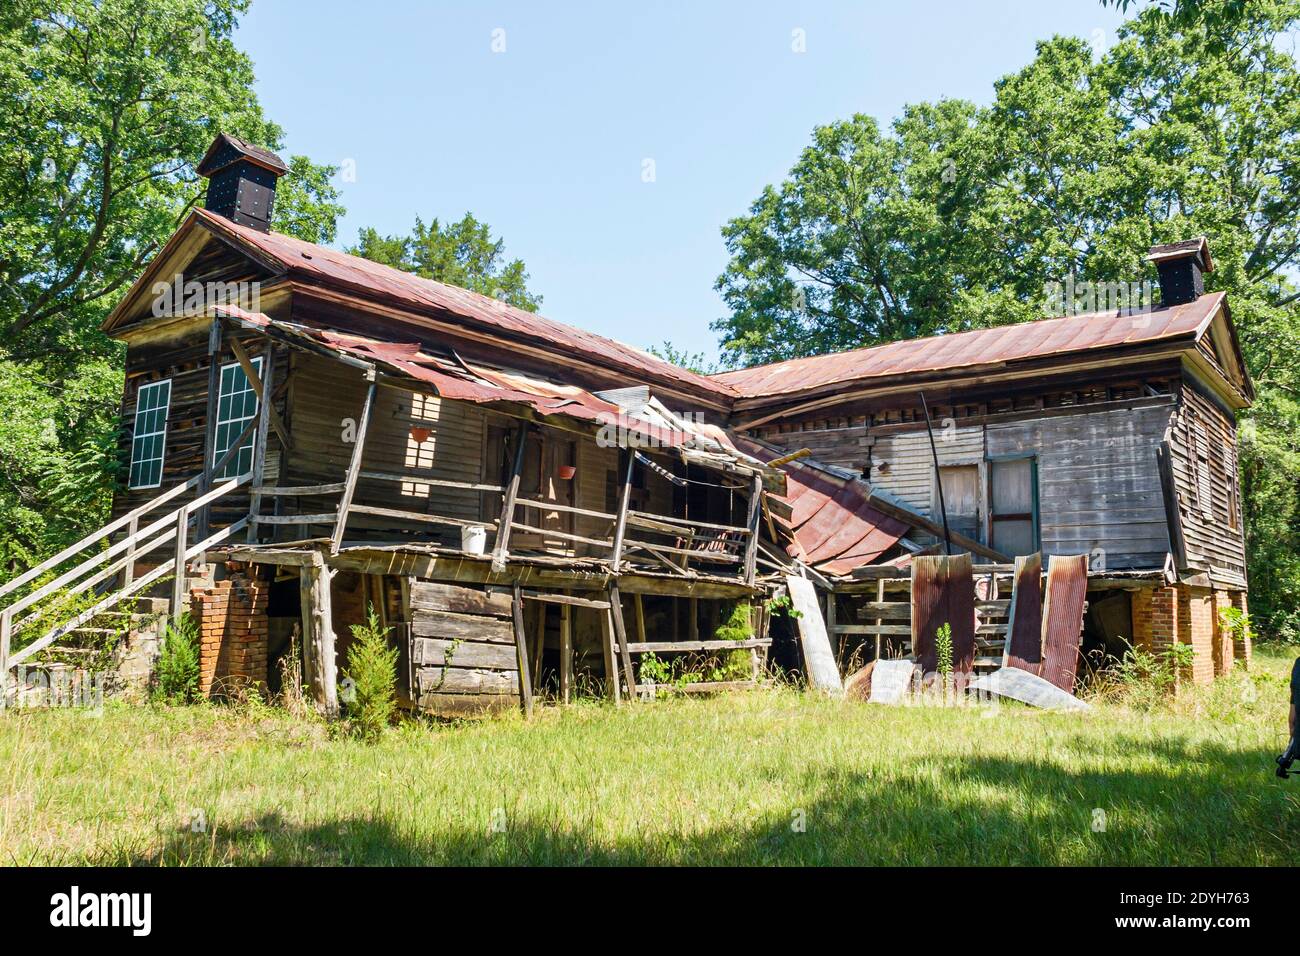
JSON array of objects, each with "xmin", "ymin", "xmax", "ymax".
[{"xmin": 0, "ymin": 135, "xmax": 1256, "ymax": 714}]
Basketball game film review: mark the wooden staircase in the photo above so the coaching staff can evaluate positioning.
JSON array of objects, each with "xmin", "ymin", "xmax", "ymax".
[{"xmin": 0, "ymin": 470, "xmax": 252, "ymax": 706}]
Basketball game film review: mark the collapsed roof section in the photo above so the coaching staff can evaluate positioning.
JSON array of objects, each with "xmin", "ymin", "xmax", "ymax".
[
  {"xmin": 733, "ymin": 436, "xmax": 913, "ymax": 578},
  {"xmin": 215, "ymin": 306, "xmax": 782, "ymax": 488}
]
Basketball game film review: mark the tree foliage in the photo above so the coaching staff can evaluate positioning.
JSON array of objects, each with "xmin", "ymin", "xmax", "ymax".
[
  {"xmin": 715, "ymin": 0, "xmax": 1300, "ymax": 640},
  {"xmin": 349, "ymin": 213, "xmax": 542, "ymax": 312},
  {"xmin": 0, "ymin": 0, "xmax": 343, "ymax": 580}
]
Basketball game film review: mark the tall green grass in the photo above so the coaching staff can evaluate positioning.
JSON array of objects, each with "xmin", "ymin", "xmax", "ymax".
[{"xmin": 1, "ymin": 647, "xmax": 1295, "ymax": 866}]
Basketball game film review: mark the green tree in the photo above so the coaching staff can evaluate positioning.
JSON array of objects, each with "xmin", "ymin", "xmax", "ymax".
[
  {"xmin": 714, "ymin": 0, "xmax": 1300, "ymax": 640},
  {"xmin": 350, "ymin": 213, "xmax": 541, "ymax": 311},
  {"xmin": 0, "ymin": 0, "xmax": 343, "ymax": 580},
  {"xmin": 645, "ymin": 341, "xmax": 724, "ymax": 375}
]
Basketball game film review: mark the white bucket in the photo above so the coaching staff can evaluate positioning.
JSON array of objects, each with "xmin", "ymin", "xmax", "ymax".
[{"xmin": 461, "ymin": 524, "xmax": 488, "ymax": 555}]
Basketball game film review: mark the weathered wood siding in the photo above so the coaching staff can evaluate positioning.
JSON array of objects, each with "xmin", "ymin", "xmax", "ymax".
[
  {"xmin": 286, "ymin": 351, "xmax": 488, "ymax": 546},
  {"xmin": 867, "ymin": 425, "xmax": 985, "ymax": 517},
  {"xmin": 408, "ymin": 581, "xmax": 519, "ymax": 715},
  {"xmin": 1166, "ymin": 380, "xmax": 1247, "ymax": 583},
  {"xmin": 112, "ymin": 328, "xmax": 288, "ymax": 526},
  {"xmin": 985, "ymin": 404, "xmax": 1175, "ymax": 569}
]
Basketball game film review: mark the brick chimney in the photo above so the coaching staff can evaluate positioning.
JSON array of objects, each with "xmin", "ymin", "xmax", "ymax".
[
  {"xmin": 196, "ymin": 133, "xmax": 289, "ymax": 233},
  {"xmin": 1146, "ymin": 237, "xmax": 1213, "ymax": 307}
]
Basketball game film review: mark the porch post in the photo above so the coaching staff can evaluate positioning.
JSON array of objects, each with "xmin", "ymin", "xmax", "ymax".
[
  {"xmin": 331, "ymin": 373, "xmax": 377, "ymax": 554},
  {"xmin": 610, "ymin": 449, "xmax": 635, "ymax": 569},
  {"xmin": 491, "ymin": 421, "xmax": 531, "ymax": 571},
  {"xmin": 300, "ymin": 549, "xmax": 338, "ymax": 716},
  {"xmin": 511, "ymin": 585, "xmax": 533, "ymax": 717},
  {"xmin": 743, "ymin": 472, "xmax": 763, "ymax": 585},
  {"xmin": 199, "ymin": 318, "xmax": 223, "ymax": 541},
  {"xmin": 246, "ymin": 342, "xmax": 277, "ymax": 543}
]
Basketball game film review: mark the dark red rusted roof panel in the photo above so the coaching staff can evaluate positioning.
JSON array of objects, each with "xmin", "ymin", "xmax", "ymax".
[
  {"xmin": 1003, "ymin": 552, "xmax": 1044, "ymax": 673},
  {"xmin": 1039, "ymin": 554, "xmax": 1089, "ymax": 692},
  {"xmin": 734, "ymin": 437, "xmax": 910, "ymax": 575},
  {"xmin": 196, "ymin": 208, "xmax": 736, "ymax": 401},
  {"xmin": 712, "ymin": 294, "xmax": 1225, "ymax": 400},
  {"xmin": 911, "ymin": 553, "xmax": 977, "ymax": 675},
  {"xmin": 218, "ymin": 309, "xmax": 686, "ymax": 448}
]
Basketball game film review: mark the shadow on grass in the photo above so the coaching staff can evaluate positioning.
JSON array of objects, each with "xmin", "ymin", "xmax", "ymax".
[{"xmin": 122, "ymin": 733, "xmax": 1297, "ymax": 866}]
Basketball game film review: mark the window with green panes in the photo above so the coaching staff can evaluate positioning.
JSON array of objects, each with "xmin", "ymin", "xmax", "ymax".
[
  {"xmin": 212, "ymin": 357, "xmax": 261, "ymax": 479},
  {"xmin": 128, "ymin": 379, "xmax": 172, "ymax": 489}
]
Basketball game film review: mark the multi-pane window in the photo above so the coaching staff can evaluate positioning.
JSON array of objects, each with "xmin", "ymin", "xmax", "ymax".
[
  {"xmin": 128, "ymin": 379, "xmax": 172, "ymax": 489},
  {"xmin": 213, "ymin": 357, "xmax": 261, "ymax": 479}
]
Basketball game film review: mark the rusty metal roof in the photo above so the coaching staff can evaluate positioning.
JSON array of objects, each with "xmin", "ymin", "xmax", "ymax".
[
  {"xmin": 711, "ymin": 294, "xmax": 1226, "ymax": 401},
  {"xmin": 734, "ymin": 437, "xmax": 910, "ymax": 576},
  {"xmin": 218, "ymin": 307, "xmax": 692, "ymax": 448},
  {"xmin": 195, "ymin": 208, "xmax": 737, "ymax": 402}
]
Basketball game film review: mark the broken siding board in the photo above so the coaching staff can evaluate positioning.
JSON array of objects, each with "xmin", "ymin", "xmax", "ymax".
[
  {"xmin": 412, "ymin": 637, "xmax": 517, "ymax": 669},
  {"xmin": 910, "ymin": 553, "xmax": 977, "ymax": 674},
  {"xmin": 1039, "ymin": 554, "xmax": 1089, "ymax": 692},
  {"xmin": 785, "ymin": 575, "xmax": 842, "ymax": 693},
  {"xmin": 409, "ymin": 581, "xmax": 512, "ymax": 617},
  {"xmin": 410, "ymin": 611, "xmax": 514, "ymax": 643},
  {"xmin": 414, "ymin": 666, "xmax": 518, "ymax": 695}
]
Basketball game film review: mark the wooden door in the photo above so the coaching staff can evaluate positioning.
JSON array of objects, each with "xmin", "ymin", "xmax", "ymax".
[
  {"xmin": 937, "ymin": 464, "xmax": 981, "ymax": 543},
  {"xmin": 989, "ymin": 456, "xmax": 1038, "ymax": 557}
]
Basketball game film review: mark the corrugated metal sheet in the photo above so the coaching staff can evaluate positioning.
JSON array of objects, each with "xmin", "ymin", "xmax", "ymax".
[
  {"xmin": 1003, "ymin": 552, "xmax": 1044, "ymax": 672},
  {"xmin": 1039, "ymin": 554, "xmax": 1089, "ymax": 692},
  {"xmin": 712, "ymin": 295, "xmax": 1225, "ymax": 400},
  {"xmin": 911, "ymin": 553, "xmax": 977, "ymax": 675},
  {"xmin": 196, "ymin": 208, "xmax": 737, "ymax": 401},
  {"xmin": 735, "ymin": 437, "xmax": 910, "ymax": 576},
  {"xmin": 219, "ymin": 309, "xmax": 689, "ymax": 448}
]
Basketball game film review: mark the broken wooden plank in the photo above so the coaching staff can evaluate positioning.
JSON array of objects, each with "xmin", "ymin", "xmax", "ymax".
[
  {"xmin": 412, "ymin": 637, "xmax": 517, "ymax": 669},
  {"xmin": 410, "ymin": 611, "xmax": 514, "ymax": 644},
  {"xmin": 409, "ymin": 582, "xmax": 512, "ymax": 617},
  {"xmin": 785, "ymin": 575, "xmax": 842, "ymax": 694}
]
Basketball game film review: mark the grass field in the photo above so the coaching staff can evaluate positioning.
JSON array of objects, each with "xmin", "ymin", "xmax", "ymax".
[{"xmin": 2, "ymin": 646, "xmax": 1296, "ymax": 866}]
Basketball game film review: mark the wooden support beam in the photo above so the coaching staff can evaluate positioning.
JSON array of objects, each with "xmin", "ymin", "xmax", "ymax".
[
  {"xmin": 511, "ymin": 585, "xmax": 533, "ymax": 718},
  {"xmin": 300, "ymin": 550, "xmax": 339, "ymax": 716},
  {"xmin": 491, "ymin": 421, "xmax": 531, "ymax": 571},
  {"xmin": 559, "ymin": 601, "xmax": 573, "ymax": 704},
  {"xmin": 607, "ymin": 584, "xmax": 638, "ymax": 699},
  {"xmin": 0, "ymin": 610, "xmax": 11, "ymax": 710},
  {"xmin": 742, "ymin": 473, "xmax": 762, "ymax": 585},
  {"xmin": 634, "ymin": 593, "xmax": 647, "ymax": 647},
  {"xmin": 332, "ymin": 376, "xmax": 376, "ymax": 554},
  {"xmin": 246, "ymin": 341, "xmax": 277, "ymax": 543},
  {"xmin": 610, "ymin": 449, "xmax": 635, "ymax": 569},
  {"xmin": 199, "ymin": 318, "xmax": 222, "ymax": 542},
  {"xmin": 170, "ymin": 504, "xmax": 190, "ymax": 618},
  {"xmin": 531, "ymin": 602, "xmax": 545, "ymax": 694},
  {"xmin": 601, "ymin": 608, "xmax": 621, "ymax": 702},
  {"xmin": 228, "ymin": 335, "xmax": 291, "ymax": 450}
]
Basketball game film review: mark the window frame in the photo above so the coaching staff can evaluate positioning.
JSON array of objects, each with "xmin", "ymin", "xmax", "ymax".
[
  {"xmin": 128, "ymin": 378, "xmax": 173, "ymax": 490},
  {"xmin": 985, "ymin": 452, "xmax": 1040, "ymax": 556},
  {"xmin": 212, "ymin": 356, "xmax": 262, "ymax": 479}
]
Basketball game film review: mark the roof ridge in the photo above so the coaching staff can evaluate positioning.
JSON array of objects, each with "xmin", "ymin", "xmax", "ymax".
[{"xmin": 193, "ymin": 208, "xmax": 740, "ymax": 400}]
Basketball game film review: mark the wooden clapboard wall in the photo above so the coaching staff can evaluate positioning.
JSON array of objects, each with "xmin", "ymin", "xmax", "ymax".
[
  {"xmin": 112, "ymin": 328, "xmax": 289, "ymax": 525},
  {"xmin": 1165, "ymin": 380, "xmax": 1247, "ymax": 584},
  {"xmin": 986, "ymin": 403, "xmax": 1175, "ymax": 569},
  {"xmin": 408, "ymin": 581, "xmax": 519, "ymax": 715},
  {"xmin": 285, "ymin": 351, "xmax": 487, "ymax": 546}
]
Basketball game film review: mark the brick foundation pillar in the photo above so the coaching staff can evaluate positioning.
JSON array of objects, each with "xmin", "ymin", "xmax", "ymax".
[
  {"xmin": 191, "ymin": 563, "xmax": 269, "ymax": 698},
  {"xmin": 1130, "ymin": 583, "xmax": 1218, "ymax": 686},
  {"xmin": 1132, "ymin": 585, "xmax": 1178, "ymax": 654}
]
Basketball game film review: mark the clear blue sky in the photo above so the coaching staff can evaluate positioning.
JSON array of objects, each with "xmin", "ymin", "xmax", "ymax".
[{"xmin": 236, "ymin": 0, "xmax": 1127, "ymax": 365}]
